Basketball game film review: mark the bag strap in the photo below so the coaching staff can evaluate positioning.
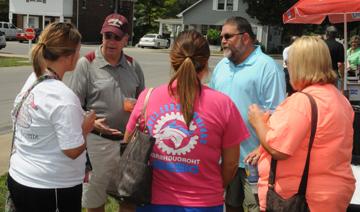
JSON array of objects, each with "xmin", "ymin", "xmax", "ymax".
[
  {"xmin": 268, "ymin": 92, "xmax": 318, "ymax": 196},
  {"xmin": 297, "ymin": 92, "xmax": 318, "ymax": 194},
  {"xmin": 10, "ymin": 74, "xmax": 59, "ymax": 158},
  {"xmin": 136, "ymin": 88, "xmax": 154, "ymax": 133}
]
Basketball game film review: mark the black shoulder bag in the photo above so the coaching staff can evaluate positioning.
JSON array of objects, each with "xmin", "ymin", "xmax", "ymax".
[
  {"xmin": 110, "ymin": 88, "xmax": 155, "ymax": 205},
  {"xmin": 266, "ymin": 92, "xmax": 318, "ymax": 212}
]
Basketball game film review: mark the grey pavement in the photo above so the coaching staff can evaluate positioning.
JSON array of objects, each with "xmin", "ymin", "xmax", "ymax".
[
  {"xmin": 0, "ymin": 53, "xmax": 23, "ymax": 175},
  {"xmin": 0, "ymin": 48, "xmax": 282, "ymax": 175},
  {"xmin": 0, "ymin": 52, "xmax": 32, "ymax": 175},
  {"xmin": 0, "ymin": 133, "xmax": 11, "ymax": 175}
]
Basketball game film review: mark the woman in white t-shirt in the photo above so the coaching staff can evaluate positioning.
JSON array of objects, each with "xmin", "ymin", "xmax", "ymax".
[{"xmin": 7, "ymin": 22, "xmax": 95, "ymax": 212}]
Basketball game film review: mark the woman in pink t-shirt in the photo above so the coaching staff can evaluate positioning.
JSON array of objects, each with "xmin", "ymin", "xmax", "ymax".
[
  {"xmin": 248, "ymin": 36, "xmax": 355, "ymax": 212},
  {"xmin": 125, "ymin": 30, "xmax": 249, "ymax": 212}
]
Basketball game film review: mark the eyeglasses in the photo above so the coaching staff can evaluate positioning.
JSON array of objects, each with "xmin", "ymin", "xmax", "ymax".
[
  {"xmin": 104, "ymin": 32, "xmax": 123, "ymax": 41},
  {"xmin": 220, "ymin": 32, "xmax": 245, "ymax": 41}
]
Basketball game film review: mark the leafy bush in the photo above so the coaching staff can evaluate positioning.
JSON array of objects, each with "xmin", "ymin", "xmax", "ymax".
[{"xmin": 207, "ymin": 28, "xmax": 221, "ymax": 45}]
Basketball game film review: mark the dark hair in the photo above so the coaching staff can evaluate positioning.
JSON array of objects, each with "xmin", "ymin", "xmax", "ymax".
[
  {"xmin": 326, "ymin": 26, "xmax": 338, "ymax": 39},
  {"xmin": 168, "ymin": 30, "xmax": 210, "ymax": 127},
  {"xmin": 31, "ymin": 22, "xmax": 82, "ymax": 77},
  {"xmin": 224, "ymin": 16, "xmax": 256, "ymax": 41}
]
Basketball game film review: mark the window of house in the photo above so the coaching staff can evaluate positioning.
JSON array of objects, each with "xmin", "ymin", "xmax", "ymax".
[
  {"xmin": 217, "ymin": 0, "xmax": 225, "ymax": 10},
  {"xmin": 214, "ymin": 0, "xmax": 236, "ymax": 11},
  {"xmin": 27, "ymin": 0, "xmax": 46, "ymax": 3},
  {"xmin": 226, "ymin": 0, "xmax": 233, "ymax": 11},
  {"xmin": 82, "ymin": 0, "xmax": 87, "ymax": 9},
  {"xmin": 201, "ymin": 25, "xmax": 209, "ymax": 35}
]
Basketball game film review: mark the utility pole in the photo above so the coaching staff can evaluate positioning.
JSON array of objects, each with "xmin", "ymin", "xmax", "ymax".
[
  {"xmin": 76, "ymin": 0, "xmax": 79, "ymax": 28},
  {"xmin": 114, "ymin": 0, "xmax": 119, "ymax": 13}
]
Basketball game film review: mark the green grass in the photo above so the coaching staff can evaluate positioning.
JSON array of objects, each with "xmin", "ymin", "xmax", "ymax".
[
  {"xmin": 0, "ymin": 173, "xmax": 119, "ymax": 211},
  {"xmin": 0, "ymin": 174, "xmax": 7, "ymax": 211},
  {"xmin": 0, "ymin": 56, "xmax": 31, "ymax": 67}
]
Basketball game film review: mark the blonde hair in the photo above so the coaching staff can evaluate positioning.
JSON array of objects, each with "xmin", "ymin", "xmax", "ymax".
[
  {"xmin": 31, "ymin": 22, "xmax": 81, "ymax": 78},
  {"xmin": 288, "ymin": 36, "xmax": 337, "ymax": 91},
  {"xmin": 168, "ymin": 30, "xmax": 210, "ymax": 127}
]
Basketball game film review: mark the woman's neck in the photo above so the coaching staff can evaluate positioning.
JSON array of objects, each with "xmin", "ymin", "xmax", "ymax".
[{"xmin": 46, "ymin": 62, "xmax": 65, "ymax": 80}]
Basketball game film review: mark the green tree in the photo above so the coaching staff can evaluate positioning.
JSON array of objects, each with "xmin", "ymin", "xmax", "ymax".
[
  {"xmin": 242, "ymin": 0, "xmax": 298, "ymax": 26},
  {"xmin": 206, "ymin": 28, "xmax": 220, "ymax": 45},
  {"xmin": 133, "ymin": 0, "xmax": 197, "ymax": 44}
]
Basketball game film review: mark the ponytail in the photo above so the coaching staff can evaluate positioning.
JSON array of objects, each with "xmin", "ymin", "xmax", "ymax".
[
  {"xmin": 169, "ymin": 30, "xmax": 210, "ymax": 128},
  {"xmin": 168, "ymin": 57, "xmax": 200, "ymax": 127},
  {"xmin": 31, "ymin": 43, "xmax": 47, "ymax": 77},
  {"xmin": 30, "ymin": 22, "xmax": 81, "ymax": 78}
]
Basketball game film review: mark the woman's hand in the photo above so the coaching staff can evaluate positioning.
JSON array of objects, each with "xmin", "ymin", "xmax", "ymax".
[
  {"xmin": 248, "ymin": 105, "xmax": 290, "ymax": 160},
  {"xmin": 244, "ymin": 147, "xmax": 260, "ymax": 165},
  {"xmin": 248, "ymin": 104, "xmax": 269, "ymax": 128}
]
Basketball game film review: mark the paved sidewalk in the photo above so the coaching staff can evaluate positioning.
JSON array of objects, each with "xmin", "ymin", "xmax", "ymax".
[
  {"xmin": 0, "ymin": 133, "xmax": 11, "ymax": 175},
  {"xmin": 0, "ymin": 52, "xmax": 28, "ymax": 58}
]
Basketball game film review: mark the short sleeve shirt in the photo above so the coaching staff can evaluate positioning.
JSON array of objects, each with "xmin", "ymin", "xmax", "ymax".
[
  {"xmin": 67, "ymin": 46, "xmax": 145, "ymax": 132},
  {"xmin": 257, "ymin": 84, "xmax": 355, "ymax": 212},
  {"xmin": 126, "ymin": 84, "xmax": 249, "ymax": 206},
  {"xmin": 209, "ymin": 46, "xmax": 286, "ymax": 167},
  {"xmin": 10, "ymin": 72, "xmax": 86, "ymax": 188},
  {"xmin": 347, "ymin": 47, "xmax": 360, "ymax": 70}
]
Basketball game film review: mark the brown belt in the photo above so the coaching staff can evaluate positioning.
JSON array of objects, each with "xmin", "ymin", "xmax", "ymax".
[{"xmin": 91, "ymin": 130, "xmax": 124, "ymax": 141}]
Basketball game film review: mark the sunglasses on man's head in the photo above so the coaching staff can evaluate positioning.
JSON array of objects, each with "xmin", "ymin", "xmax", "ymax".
[
  {"xmin": 220, "ymin": 32, "xmax": 246, "ymax": 41},
  {"xmin": 104, "ymin": 32, "xmax": 123, "ymax": 41}
]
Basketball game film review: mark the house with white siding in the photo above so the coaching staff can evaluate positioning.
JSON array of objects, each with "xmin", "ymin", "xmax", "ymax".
[
  {"xmin": 158, "ymin": 0, "xmax": 282, "ymax": 51},
  {"xmin": 8, "ymin": 0, "xmax": 136, "ymax": 43}
]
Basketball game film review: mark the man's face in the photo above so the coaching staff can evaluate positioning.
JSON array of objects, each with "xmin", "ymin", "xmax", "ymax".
[
  {"xmin": 102, "ymin": 32, "xmax": 128, "ymax": 57},
  {"xmin": 220, "ymin": 24, "xmax": 247, "ymax": 63}
]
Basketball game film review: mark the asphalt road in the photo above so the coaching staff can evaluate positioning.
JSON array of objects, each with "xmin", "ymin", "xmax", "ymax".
[
  {"xmin": 0, "ymin": 41, "xmax": 282, "ymax": 174},
  {"xmin": 0, "ymin": 41, "xmax": 224, "ymax": 134}
]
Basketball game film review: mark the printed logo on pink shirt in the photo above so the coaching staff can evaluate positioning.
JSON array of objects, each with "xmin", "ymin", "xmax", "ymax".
[{"xmin": 147, "ymin": 103, "xmax": 208, "ymax": 174}]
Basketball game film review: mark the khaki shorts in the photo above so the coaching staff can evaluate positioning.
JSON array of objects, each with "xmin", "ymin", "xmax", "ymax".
[{"xmin": 82, "ymin": 133, "xmax": 121, "ymax": 209}]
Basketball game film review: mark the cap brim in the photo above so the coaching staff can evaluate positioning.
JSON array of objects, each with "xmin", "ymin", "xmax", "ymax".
[{"xmin": 101, "ymin": 26, "xmax": 124, "ymax": 37}]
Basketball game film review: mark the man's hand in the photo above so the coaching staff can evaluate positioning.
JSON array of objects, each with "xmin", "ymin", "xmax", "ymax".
[
  {"xmin": 94, "ymin": 118, "xmax": 123, "ymax": 136},
  {"xmin": 244, "ymin": 147, "xmax": 260, "ymax": 166}
]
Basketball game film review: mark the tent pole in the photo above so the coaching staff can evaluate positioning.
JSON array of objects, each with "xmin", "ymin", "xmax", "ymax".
[{"xmin": 344, "ymin": 14, "xmax": 348, "ymax": 91}]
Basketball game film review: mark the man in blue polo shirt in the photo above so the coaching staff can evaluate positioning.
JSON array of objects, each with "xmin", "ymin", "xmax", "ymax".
[{"xmin": 209, "ymin": 16, "xmax": 286, "ymax": 212}]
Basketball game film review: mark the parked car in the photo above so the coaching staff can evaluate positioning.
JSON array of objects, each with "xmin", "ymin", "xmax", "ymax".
[
  {"xmin": 0, "ymin": 21, "xmax": 21, "ymax": 40},
  {"xmin": 138, "ymin": 33, "xmax": 169, "ymax": 49},
  {"xmin": 16, "ymin": 28, "xmax": 42, "ymax": 43},
  {"xmin": 0, "ymin": 31, "xmax": 6, "ymax": 50}
]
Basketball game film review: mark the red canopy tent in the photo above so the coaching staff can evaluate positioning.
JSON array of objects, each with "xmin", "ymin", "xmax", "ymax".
[{"xmin": 283, "ymin": 0, "xmax": 360, "ymax": 90}]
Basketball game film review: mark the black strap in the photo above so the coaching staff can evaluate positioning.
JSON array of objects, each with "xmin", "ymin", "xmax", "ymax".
[{"xmin": 268, "ymin": 92, "xmax": 318, "ymax": 196}]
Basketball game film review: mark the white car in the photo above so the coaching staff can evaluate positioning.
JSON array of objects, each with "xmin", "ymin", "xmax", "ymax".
[
  {"xmin": 0, "ymin": 31, "xmax": 6, "ymax": 50},
  {"xmin": 138, "ymin": 34, "xmax": 169, "ymax": 49}
]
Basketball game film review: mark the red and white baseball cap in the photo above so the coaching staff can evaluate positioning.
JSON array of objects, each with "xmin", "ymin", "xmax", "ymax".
[{"xmin": 101, "ymin": 13, "xmax": 129, "ymax": 37}]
